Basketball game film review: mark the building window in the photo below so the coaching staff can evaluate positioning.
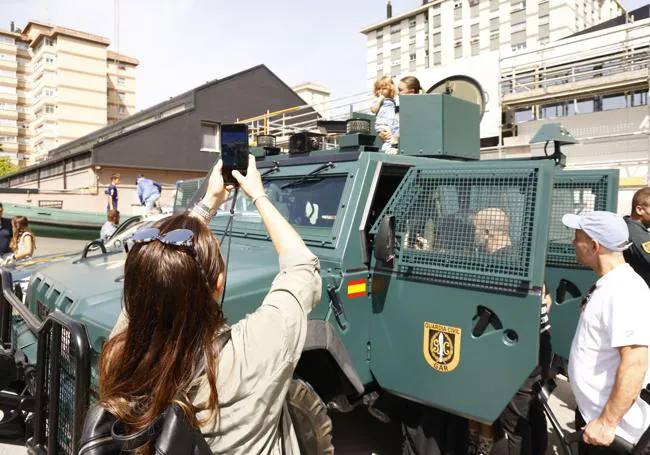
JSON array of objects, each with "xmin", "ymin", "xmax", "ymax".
[
  {"xmin": 425, "ymin": 49, "xmax": 430, "ymax": 67},
  {"xmin": 539, "ymin": 23, "xmax": 549, "ymax": 40},
  {"xmin": 511, "ymin": 30, "xmax": 526, "ymax": 50},
  {"xmin": 454, "ymin": 1, "xmax": 463, "ymax": 20},
  {"xmin": 490, "ymin": 33, "xmax": 500, "ymax": 50},
  {"xmin": 514, "ymin": 107, "xmax": 534, "ymax": 123},
  {"xmin": 434, "ymin": 51, "xmax": 441, "ymax": 65},
  {"xmin": 409, "ymin": 43, "xmax": 416, "ymax": 54},
  {"xmin": 377, "ymin": 52, "xmax": 383, "ymax": 64},
  {"xmin": 391, "ymin": 26, "xmax": 401, "ymax": 44},
  {"xmin": 46, "ymin": 38, "xmax": 55, "ymax": 46},
  {"xmin": 201, "ymin": 122, "xmax": 218, "ymax": 152},
  {"xmin": 630, "ymin": 90, "xmax": 648, "ymax": 107},
  {"xmin": 471, "ymin": 40, "xmax": 479, "ymax": 55},
  {"xmin": 409, "ymin": 18, "xmax": 417, "ymax": 34},
  {"xmin": 377, "ymin": 33, "xmax": 383, "ymax": 48},
  {"xmin": 602, "ymin": 94, "xmax": 627, "ymax": 111},
  {"xmin": 511, "ymin": 9, "xmax": 526, "ymax": 26},
  {"xmin": 455, "ymin": 42, "xmax": 463, "ymax": 58},
  {"xmin": 511, "ymin": 0, "xmax": 526, "ymax": 10},
  {"xmin": 471, "ymin": 23, "xmax": 479, "ymax": 37},
  {"xmin": 118, "ymin": 106, "xmax": 126, "ymax": 114},
  {"xmin": 391, "ymin": 48, "xmax": 401, "ymax": 61},
  {"xmin": 538, "ymin": 1, "xmax": 549, "ymax": 16},
  {"xmin": 117, "ymin": 77, "xmax": 126, "ymax": 86},
  {"xmin": 45, "ymin": 55, "xmax": 55, "ymax": 64},
  {"xmin": 409, "ymin": 53, "xmax": 416, "ymax": 62},
  {"xmin": 490, "ymin": 17, "xmax": 500, "ymax": 32},
  {"xmin": 433, "ymin": 14, "xmax": 441, "ymax": 28},
  {"xmin": 470, "ymin": 0, "xmax": 480, "ymax": 17},
  {"xmin": 117, "ymin": 64, "xmax": 127, "ymax": 71},
  {"xmin": 409, "ymin": 60, "xmax": 416, "ymax": 71},
  {"xmin": 391, "ymin": 63, "xmax": 401, "ymax": 76},
  {"xmin": 433, "ymin": 32, "xmax": 442, "ymax": 46},
  {"xmin": 118, "ymin": 91, "xmax": 126, "ymax": 100},
  {"xmin": 454, "ymin": 26, "xmax": 463, "ymax": 40},
  {"xmin": 45, "ymin": 88, "xmax": 56, "ymax": 97},
  {"xmin": 491, "ymin": 0, "xmax": 500, "ymax": 11}
]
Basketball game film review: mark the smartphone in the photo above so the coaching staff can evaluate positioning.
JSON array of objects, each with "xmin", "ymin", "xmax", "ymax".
[{"xmin": 221, "ymin": 124, "xmax": 249, "ymax": 185}]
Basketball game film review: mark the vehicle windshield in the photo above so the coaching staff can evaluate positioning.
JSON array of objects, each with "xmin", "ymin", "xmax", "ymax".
[{"xmin": 211, "ymin": 175, "xmax": 347, "ymax": 239}]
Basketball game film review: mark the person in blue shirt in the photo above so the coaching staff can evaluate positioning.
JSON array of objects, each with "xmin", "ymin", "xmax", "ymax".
[
  {"xmin": 136, "ymin": 174, "xmax": 162, "ymax": 215},
  {"xmin": 105, "ymin": 173, "xmax": 120, "ymax": 211}
]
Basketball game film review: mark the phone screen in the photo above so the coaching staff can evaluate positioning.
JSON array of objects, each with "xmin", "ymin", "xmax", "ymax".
[{"xmin": 221, "ymin": 124, "xmax": 249, "ymax": 185}]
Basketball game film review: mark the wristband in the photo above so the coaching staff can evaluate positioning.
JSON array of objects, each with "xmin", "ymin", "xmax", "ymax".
[
  {"xmin": 251, "ymin": 194, "xmax": 269, "ymax": 205},
  {"xmin": 190, "ymin": 202, "xmax": 216, "ymax": 223}
]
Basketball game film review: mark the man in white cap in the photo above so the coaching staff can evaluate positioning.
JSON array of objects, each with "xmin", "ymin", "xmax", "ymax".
[{"xmin": 562, "ymin": 210, "xmax": 650, "ymax": 452}]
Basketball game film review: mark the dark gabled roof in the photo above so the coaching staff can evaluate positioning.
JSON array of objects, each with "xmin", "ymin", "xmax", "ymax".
[
  {"xmin": 3, "ymin": 64, "xmax": 306, "ymax": 180},
  {"xmin": 565, "ymin": 5, "xmax": 649, "ymax": 39}
]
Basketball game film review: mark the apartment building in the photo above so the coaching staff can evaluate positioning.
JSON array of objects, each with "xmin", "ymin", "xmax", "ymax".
[
  {"xmin": 360, "ymin": 0, "xmax": 624, "ymax": 83},
  {"xmin": 0, "ymin": 21, "xmax": 137, "ymax": 165}
]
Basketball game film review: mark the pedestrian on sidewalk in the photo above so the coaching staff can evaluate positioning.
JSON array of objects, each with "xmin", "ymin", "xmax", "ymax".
[
  {"xmin": 105, "ymin": 173, "xmax": 121, "ymax": 211},
  {"xmin": 562, "ymin": 211, "xmax": 650, "ymax": 453}
]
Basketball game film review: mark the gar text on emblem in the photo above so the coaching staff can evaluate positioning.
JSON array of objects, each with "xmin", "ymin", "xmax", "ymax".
[{"xmin": 423, "ymin": 321, "xmax": 462, "ymax": 372}]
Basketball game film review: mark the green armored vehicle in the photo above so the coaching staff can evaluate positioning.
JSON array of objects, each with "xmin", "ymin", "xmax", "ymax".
[{"xmin": 0, "ymin": 94, "xmax": 619, "ymax": 454}]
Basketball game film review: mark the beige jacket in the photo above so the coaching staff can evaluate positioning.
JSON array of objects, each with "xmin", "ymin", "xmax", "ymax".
[{"xmin": 111, "ymin": 247, "xmax": 321, "ymax": 454}]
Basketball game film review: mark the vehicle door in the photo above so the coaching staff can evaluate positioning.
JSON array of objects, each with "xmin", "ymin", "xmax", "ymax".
[
  {"xmin": 545, "ymin": 170, "xmax": 619, "ymax": 359},
  {"xmin": 368, "ymin": 160, "xmax": 554, "ymax": 423}
]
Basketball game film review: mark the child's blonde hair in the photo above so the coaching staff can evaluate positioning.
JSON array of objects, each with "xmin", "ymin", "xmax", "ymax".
[{"xmin": 373, "ymin": 76, "xmax": 395, "ymax": 98}]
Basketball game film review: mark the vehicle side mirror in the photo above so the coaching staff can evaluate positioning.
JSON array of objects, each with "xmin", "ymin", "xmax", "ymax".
[{"xmin": 374, "ymin": 215, "xmax": 395, "ymax": 263}]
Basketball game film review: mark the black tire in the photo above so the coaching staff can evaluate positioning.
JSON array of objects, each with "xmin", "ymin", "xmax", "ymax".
[{"xmin": 286, "ymin": 378, "xmax": 335, "ymax": 455}]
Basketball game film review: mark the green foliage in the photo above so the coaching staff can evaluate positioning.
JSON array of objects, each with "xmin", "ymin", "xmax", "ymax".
[{"xmin": 0, "ymin": 157, "xmax": 18, "ymax": 177}]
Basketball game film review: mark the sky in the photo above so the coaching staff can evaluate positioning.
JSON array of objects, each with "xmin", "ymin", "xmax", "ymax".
[{"xmin": 1, "ymin": 0, "xmax": 648, "ymax": 112}]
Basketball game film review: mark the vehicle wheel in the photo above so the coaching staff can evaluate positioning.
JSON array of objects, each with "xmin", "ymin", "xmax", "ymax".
[{"xmin": 286, "ymin": 378, "xmax": 334, "ymax": 455}]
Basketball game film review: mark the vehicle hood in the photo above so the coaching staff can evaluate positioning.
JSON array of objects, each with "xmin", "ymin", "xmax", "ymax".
[{"xmin": 30, "ymin": 241, "xmax": 285, "ymax": 352}]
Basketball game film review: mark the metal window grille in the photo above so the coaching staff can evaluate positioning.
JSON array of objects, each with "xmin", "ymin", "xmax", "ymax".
[
  {"xmin": 371, "ymin": 167, "xmax": 541, "ymax": 292},
  {"xmin": 547, "ymin": 173, "xmax": 613, "ymax": 267}
]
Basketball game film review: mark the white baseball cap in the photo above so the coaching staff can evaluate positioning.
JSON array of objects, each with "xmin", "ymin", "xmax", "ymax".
[{"xmin": 561, "ymin": 211, "xmax": 631, "ymax": 252}]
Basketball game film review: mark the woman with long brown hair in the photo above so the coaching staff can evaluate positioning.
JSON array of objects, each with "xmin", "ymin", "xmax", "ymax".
[
  {"xmin": 99, "ymin": 157, "xmax": 321, "ymax": 454},
  {"xmin": 6, "ymin": 216, "xmax": 35, "ymax": 263}
]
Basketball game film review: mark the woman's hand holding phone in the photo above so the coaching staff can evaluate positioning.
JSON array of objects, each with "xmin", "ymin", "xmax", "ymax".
[
  {"xmin": 202, "ymin": 159, "xmax": 233, "ymax": 211},
  {"xmin": 232, "ymin": 155, "xmax": 265, "ymax": 201}
]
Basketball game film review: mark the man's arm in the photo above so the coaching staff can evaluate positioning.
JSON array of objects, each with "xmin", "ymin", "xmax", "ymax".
[{"xmin": 583, "ymin": 345, "xmax": 648, "ymax": 445}]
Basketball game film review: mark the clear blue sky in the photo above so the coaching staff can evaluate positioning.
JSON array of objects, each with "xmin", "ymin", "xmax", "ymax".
[{"xmin": 1, "ymin": 0, "xmax": 647, "ymax": 111}]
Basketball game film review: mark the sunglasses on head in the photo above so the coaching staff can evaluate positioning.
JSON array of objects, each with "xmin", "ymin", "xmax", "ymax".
[{"xmin": 128, "ymin": 227, "xmax": 215, "ymax": 294}]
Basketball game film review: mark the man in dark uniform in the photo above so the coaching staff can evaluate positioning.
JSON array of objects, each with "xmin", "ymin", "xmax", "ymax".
[
  {"xmin": 623, "ymin": 187, "xmax": 650, "ymax": 288},
  {"xmin": 0, "ymin": 203, "xmax": 13, "ymax": 256}
]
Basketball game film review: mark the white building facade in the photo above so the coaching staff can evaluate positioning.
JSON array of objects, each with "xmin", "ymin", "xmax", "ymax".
[{"xmin": 361, "ymin": 0, "xmax": 624, "ymax": 84}]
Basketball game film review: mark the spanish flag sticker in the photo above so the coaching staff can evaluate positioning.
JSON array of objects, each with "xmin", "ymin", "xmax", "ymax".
[{"xmin": 347, "ymin": 279, "xmax": 367, "ymax": 298}]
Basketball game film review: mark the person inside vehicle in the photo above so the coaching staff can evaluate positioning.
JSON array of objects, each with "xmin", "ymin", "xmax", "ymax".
[
  {"xmin": 99, "ymin": 157, "xmax": 321, "ymax": 454},
  {"xmin": 473, "ymin": 207, "xmax": 513, "ymax": 256}
]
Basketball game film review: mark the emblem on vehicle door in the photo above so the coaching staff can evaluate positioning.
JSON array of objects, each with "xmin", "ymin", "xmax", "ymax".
[{"xmin": 423, "ymin": 322, "xmax": 462, "ymax": 372}]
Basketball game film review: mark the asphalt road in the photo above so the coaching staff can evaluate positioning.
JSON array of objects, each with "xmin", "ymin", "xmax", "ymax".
[{"xmin": 0, "ymin": 238, "xmax": 578, "ymax": 455}]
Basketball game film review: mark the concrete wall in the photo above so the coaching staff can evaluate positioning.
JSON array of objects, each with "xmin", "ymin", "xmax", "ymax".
[{"xmin": 0, "ymin": 165, "xmax": 204, "ymax": 214}]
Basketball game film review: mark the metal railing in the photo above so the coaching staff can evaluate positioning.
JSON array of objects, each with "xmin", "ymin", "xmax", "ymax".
[
  {"xmin": 500, "ymin": 31, "xmax": 649, "ymax": 97},
  {"xmin": 237, "ymin": 90, "xmax": 375, "ymax": 146}
]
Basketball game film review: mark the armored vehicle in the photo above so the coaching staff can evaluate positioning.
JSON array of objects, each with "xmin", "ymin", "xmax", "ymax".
[{"xmin": 0, "ymin": 94, "xmax": 619, "ymax": 454}]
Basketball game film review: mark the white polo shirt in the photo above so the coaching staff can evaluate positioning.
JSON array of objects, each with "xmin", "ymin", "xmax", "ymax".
[{"xmin": 569, "ymin": 263, "xmax": 650, "ymax": 444}]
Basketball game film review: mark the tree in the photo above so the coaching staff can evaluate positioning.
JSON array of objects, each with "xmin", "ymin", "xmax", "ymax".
[{"xmin": 0, "ymin": 157, "xmax": 18, "ymax": 177}]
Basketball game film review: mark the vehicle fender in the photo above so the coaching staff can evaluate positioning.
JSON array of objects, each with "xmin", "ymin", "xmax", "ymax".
[{"xmin": 303, "ymin": 320, "xmax": 364, "ymax": 395}]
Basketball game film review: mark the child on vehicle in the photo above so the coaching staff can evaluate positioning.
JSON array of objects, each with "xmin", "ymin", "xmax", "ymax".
[{"xmin": 370, "ymin": 76, "xmax": 398, "ymax": 154}]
